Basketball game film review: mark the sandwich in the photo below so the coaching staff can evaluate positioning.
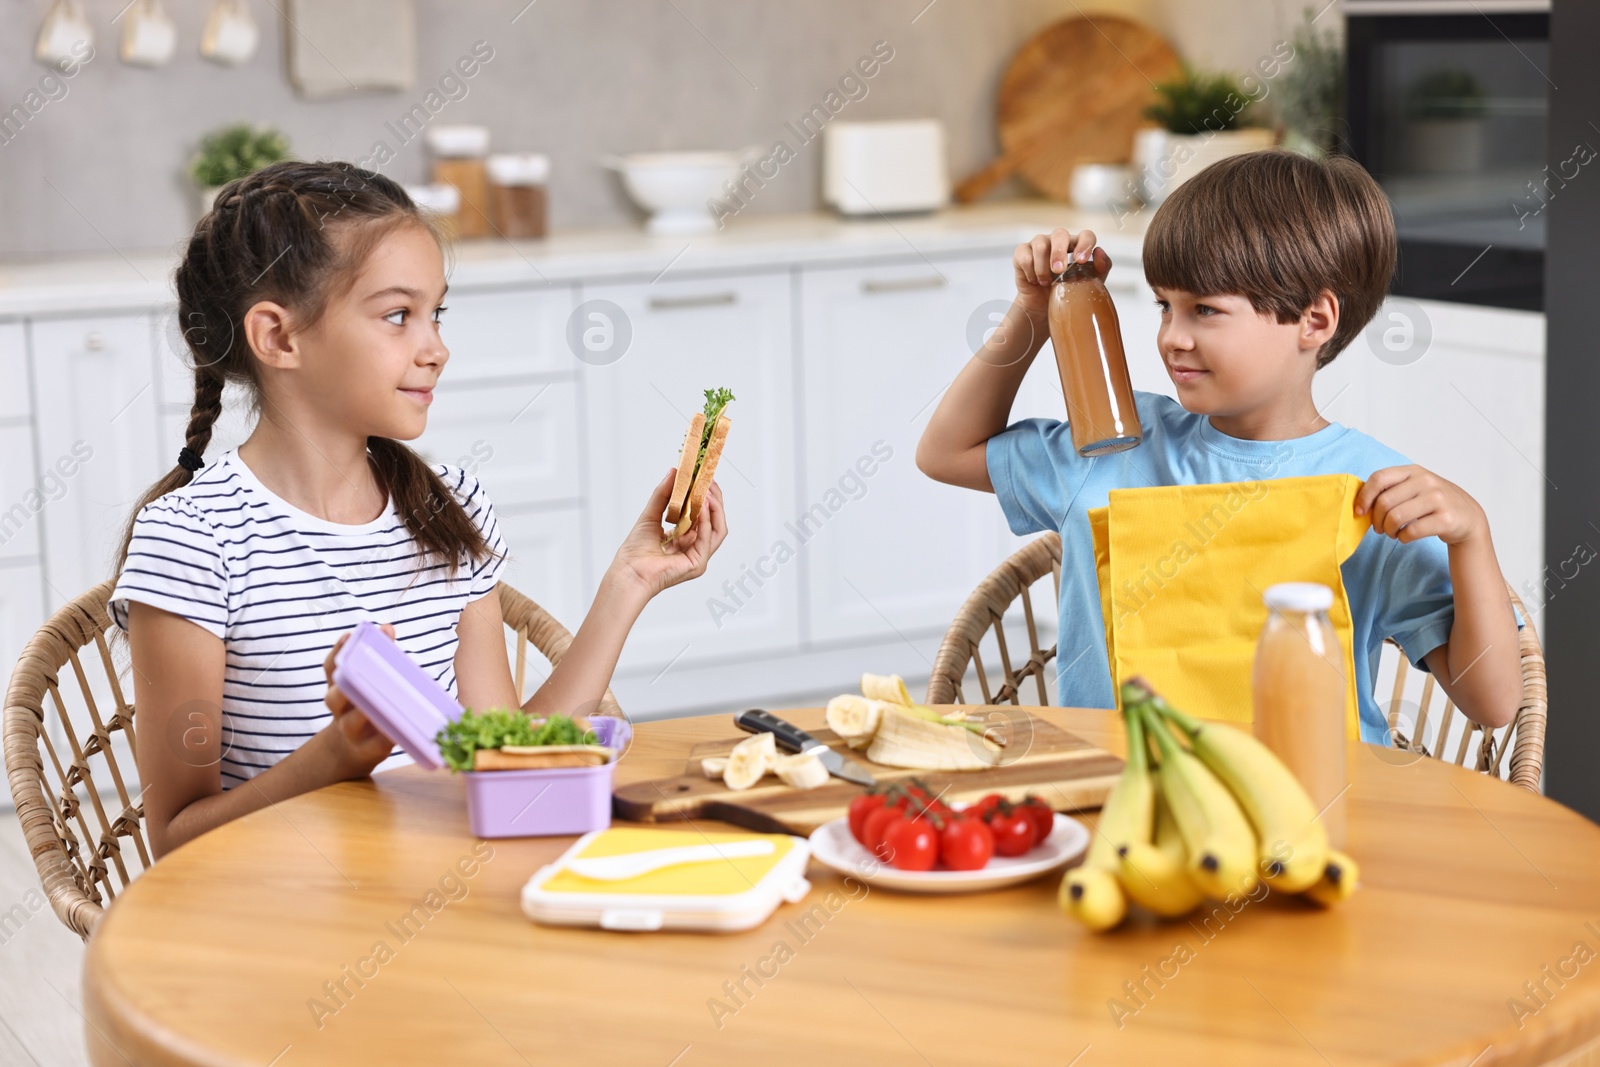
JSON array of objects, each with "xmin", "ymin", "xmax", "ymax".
[{"xmin": 665, "ymin": 387, "xmax": 733, "ymax": 543}]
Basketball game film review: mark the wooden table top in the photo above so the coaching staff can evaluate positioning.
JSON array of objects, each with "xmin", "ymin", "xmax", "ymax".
[{"xmin": 83, "ymin": 707, "xmax": 1600, "ymax": 1067}]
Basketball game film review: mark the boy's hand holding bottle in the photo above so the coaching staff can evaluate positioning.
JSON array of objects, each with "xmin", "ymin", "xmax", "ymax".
[{"xmin": 1011, "ymin": 227, "xmax": 1113, "ymax": 329}]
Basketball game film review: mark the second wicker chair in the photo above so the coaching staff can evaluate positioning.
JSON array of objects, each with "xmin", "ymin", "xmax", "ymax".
[{"xmin": 926, "ymin": 532, "xmax": 1548, "ymax": 792}]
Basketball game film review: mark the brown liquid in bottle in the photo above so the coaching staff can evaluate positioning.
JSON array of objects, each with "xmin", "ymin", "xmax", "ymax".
[{"xmin": 1047, "ymin": 261, "xmax": 1141, "ymax": 456}]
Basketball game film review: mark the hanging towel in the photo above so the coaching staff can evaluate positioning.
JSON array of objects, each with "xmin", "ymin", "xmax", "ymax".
[
  {"xmin": 286, "ymin": 0, "xmax": 415, "ymax": 98},
  {"xmin": 1089, "ymin": 473, "xmax": 1371, "ymax": 738}
]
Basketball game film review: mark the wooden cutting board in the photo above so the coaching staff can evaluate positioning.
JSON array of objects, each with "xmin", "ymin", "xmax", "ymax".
[
  {"xmin": 612, "ymin": 713, "xmax": 1122, "ymax": 836},
  {"xmin": 955, "ymin": 15, "xmax": 1182, "ymax": 203}
]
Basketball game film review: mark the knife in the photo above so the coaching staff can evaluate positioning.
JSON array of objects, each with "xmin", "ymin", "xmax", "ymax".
[{"xmin": 733, "ymin": 708, "xmax": 876, "ymax": 788}]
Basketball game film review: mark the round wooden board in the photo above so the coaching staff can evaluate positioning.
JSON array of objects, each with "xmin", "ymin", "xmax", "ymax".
[{"xmin": 957, "ymin": 14, "xmax": 1183, "ymax": 203}]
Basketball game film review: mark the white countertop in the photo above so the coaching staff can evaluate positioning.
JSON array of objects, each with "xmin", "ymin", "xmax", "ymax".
[{"xmin": 0, "ymin": 199, "xmax": 1152, "ymax": 317}]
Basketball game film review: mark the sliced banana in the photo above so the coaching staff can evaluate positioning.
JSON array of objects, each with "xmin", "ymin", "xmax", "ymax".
[
  {"xmin": 825, "ymin": 694, "xmax": 886, "ymax": 749},
  {"xmin": 700, "ymin": 756, "xmax": 729, "ymax": 779},
  {"xmin": 723, "ymin": 731, "xmax": 776, "ymax": 791},
  {"xmin": 861, "ymin": 673, "xmax": 914, "ymax": 705},
  {"xmin": 774, "ymin": 751, "xmax": 829, "ymax": 790}
]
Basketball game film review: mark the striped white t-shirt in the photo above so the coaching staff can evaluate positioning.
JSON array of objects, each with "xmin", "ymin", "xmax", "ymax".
[{"xmin": 110, "ymin": 449, "xmax": 506, "ymax": 789}]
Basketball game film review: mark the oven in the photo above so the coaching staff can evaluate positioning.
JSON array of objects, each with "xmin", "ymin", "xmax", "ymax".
[{"xmin": 1344, "ymin": 0, "xmax": 1551, "ymax": 311}]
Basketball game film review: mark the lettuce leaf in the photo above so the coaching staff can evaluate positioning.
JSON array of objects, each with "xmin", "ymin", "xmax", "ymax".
[
  {"xmin": 692, "ymin": 387, "xmax": 734, "ymax": 478},
  {"xmin": 435, "ymin": 708, "xmax": 598, "ymax": 773}
]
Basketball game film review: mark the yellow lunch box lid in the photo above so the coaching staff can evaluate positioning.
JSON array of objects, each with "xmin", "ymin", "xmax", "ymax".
[{"xmin": 521, "ymin": 827, "xmax": 812, "ymax": 933}]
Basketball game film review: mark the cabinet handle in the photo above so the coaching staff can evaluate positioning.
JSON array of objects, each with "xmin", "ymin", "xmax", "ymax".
[
  {"xmin": 648, "ymin": 292, "xmax": 738, "ymax": 311},
  {"xmin": 860, "ymin": 275, "xmax": 947, "ymax": 295},
  {"xmin": 84, "ymin": 331, "xmax": 105, "ymax": 351}
]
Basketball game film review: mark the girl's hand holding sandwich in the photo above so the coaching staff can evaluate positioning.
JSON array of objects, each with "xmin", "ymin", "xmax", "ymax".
[{"xmin": 614, "ymin": 468, "xmax": 728, "ymax": 599}]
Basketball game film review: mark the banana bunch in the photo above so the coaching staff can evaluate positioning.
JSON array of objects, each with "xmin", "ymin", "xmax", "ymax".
[
  {"xmin": 824, "ymin": 674, "xmax": 1002, "ymax": 770},
  {"xmin": 1059, "ymin": 678, "xmax": 1359, "ymax": 932}
]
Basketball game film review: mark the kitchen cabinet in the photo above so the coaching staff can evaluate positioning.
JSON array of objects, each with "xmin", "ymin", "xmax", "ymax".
[
  {"xmin": 579, "ymin": 270, "xmax": 801, "ymax": 674},
  {"xmin": 798, "ymin": 254, "xmax": 1016, "ymax": 649},
  {"xmin": 494, "ymin": 504, "xmax": 590, "ymax": 700},
  {"xmin": 0, "ymin": 322, "xmax": 29, "ymax": 421},
  {"xmin": 0, "ymin": 563, "xmax": 45, "ymax": 689},
  {"xmin": 28, "ymin": 314, "xmax": 161, "ymax": 610},
  {"xmin": 0, "ymin": 425, "xmax": 40, "ymax": 561},
  {"xmin": 413, "ymin": 377, "xmax": 582, "ymax": 508},
  {"xmin": 432, "ymin": 285, "xmax": 574, "ymax": 380}
]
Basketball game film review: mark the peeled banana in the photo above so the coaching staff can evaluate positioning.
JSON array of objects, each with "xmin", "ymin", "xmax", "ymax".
[
  {"xmin": 774, "ymin": 751, "xmax": 829, "ymax": 789},
  {"xmin": 700, "ymin": 757, "xmax": 729, "ymax": 779},
  {"xmin": 1153, "ymin": 695, "xmax": 1329, "ymax": 894},
  {"xmin": 865, "ymin": 705, "xmax": 1001, "ymax": 770},
  {"xmin": 825, "ymin": 695, "xmax": 887, "ymax": 750},
  {"xmin": 1135, "ymin": 696, "xmax": 1259, "ymax": 900},
  {"xmin": 861, "ymin": 673, "xmax": 913, "ymax": 705},
  {"xmin": 723, "ymin": 731, "xmax": 776, "ymax": 791}
]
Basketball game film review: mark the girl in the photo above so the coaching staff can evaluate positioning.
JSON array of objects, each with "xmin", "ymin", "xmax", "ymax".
[{"xmin": 111, "ymin": 160, "xmax": 727, "ymax": 859}]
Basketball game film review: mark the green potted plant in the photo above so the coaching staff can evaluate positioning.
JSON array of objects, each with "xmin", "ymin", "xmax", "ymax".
[
  {"xmin": 1134, "ymin": 65, "xmax": 1275, "ymax": 206},
  {"xmin": 188, "ymin": 123, "xmax": 291, "ymax": 215},
  {"xmin": 1278, "ymin": 6, "xmax": 1344, "ymax": 159},
  {"xmin": 1404, "ymin": 69, "xmax": 1488, "ymax": 174}
]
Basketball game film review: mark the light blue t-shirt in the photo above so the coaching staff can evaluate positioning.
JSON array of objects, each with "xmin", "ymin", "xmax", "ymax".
[{"xmin": 987, "ymin": 391, "xmax": 1479, "ymax": 744}]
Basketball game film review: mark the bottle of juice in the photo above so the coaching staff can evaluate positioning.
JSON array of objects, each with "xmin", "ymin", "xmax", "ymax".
[
  {"xmin": 1252, "ymin": 582, "xmax": 1348, "ymax": 848},
  {"xmin": 1047, "ymin": 260, "xmax": 1141, "ymax": 456}
]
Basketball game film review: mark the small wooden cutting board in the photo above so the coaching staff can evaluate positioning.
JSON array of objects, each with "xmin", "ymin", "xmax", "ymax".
[{"xmin": 612, "ymin": 712, "xmax": 1122, "ymax": 836}]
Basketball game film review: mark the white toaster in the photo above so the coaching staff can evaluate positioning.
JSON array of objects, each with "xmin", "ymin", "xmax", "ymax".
[{"xmin": 822, "ymin": 119, "xmax": 949, "ymax": 216}]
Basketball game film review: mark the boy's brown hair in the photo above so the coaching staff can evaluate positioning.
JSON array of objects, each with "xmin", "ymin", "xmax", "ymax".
[{"xmin": 1142, "ymin": 149, "xmax": 1396, "ymax": 368}]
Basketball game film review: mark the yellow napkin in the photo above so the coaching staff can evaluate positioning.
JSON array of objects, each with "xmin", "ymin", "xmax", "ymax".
[{"xmin": 1088, "ymin": 474, "xmax": 1370, "ymax": 738}]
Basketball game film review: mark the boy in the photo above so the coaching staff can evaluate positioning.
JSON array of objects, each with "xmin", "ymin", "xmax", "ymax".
[{"xmin": 916, "ymin": 150, "xmax": 1522, "ymax": 743}]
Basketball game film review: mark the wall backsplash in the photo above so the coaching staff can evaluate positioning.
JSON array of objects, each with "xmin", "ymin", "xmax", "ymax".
[{"xmin": 0, "ymin": 0, "xmax": 1320, "ymax": 262}]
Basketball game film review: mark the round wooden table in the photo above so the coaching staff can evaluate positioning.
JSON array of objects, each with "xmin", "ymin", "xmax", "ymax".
[{"xmin": 83, "ymin": 707, "xmax": 1600, "ymax": 1067}]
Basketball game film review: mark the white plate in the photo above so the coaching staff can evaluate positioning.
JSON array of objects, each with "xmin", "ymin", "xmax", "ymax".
[{"xmin": 807, "ymin": 813, "xmax": 1091, "ymax": 894}]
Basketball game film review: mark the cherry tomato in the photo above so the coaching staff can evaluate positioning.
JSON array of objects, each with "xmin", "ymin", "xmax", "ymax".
[
  {"xmin": 849, "ymin": 793, "xmax": 888, "ymax": 845},
  {"xmin": 938, "ymin": 815, "xmax": 995, "ymax": 871},
  {"xmin": 990, "ymin": 808, "xmax": 1038, "ymax": 857},
  {"xmin": 863, "ymin": 803, "xmax": 907, "ymax": 857},
  {"xmin": 904, "ymin": 782, "xmax": 950, "ymax": 816},
  {"xmin": 1019, "ymin": 797, "xmax": 1055, "ymax": 845},
  {"xmin": 967, "ymin": 793, "xmax": 1006, "ymax": 820},
  {"xmin": 883, "ymin": 816, "xmax": 939, "ymax": 871}
]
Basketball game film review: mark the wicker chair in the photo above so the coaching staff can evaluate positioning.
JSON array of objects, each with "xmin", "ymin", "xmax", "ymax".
[
  {"xmin": 2, "ymin": 579, "xmax": 618, "ymax": 941},
  {"xmin": 927, "ymin": 532, "xmax": 1549, "ymax": 792}
]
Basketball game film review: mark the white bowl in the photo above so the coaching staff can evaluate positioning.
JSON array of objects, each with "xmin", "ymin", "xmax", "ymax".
[
  {"xmin": 601, "ymin": 150, "xmax": 757, "ymax": 235},
  {"xmin": 1070, "ymin": 163, "xmax": 1135, "ymax": 212}
]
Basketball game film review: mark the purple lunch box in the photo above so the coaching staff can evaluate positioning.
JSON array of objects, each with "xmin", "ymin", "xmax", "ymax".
[{"xmin": 331, "ymin": 620, "xmax": 630, "ymax": 838}]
